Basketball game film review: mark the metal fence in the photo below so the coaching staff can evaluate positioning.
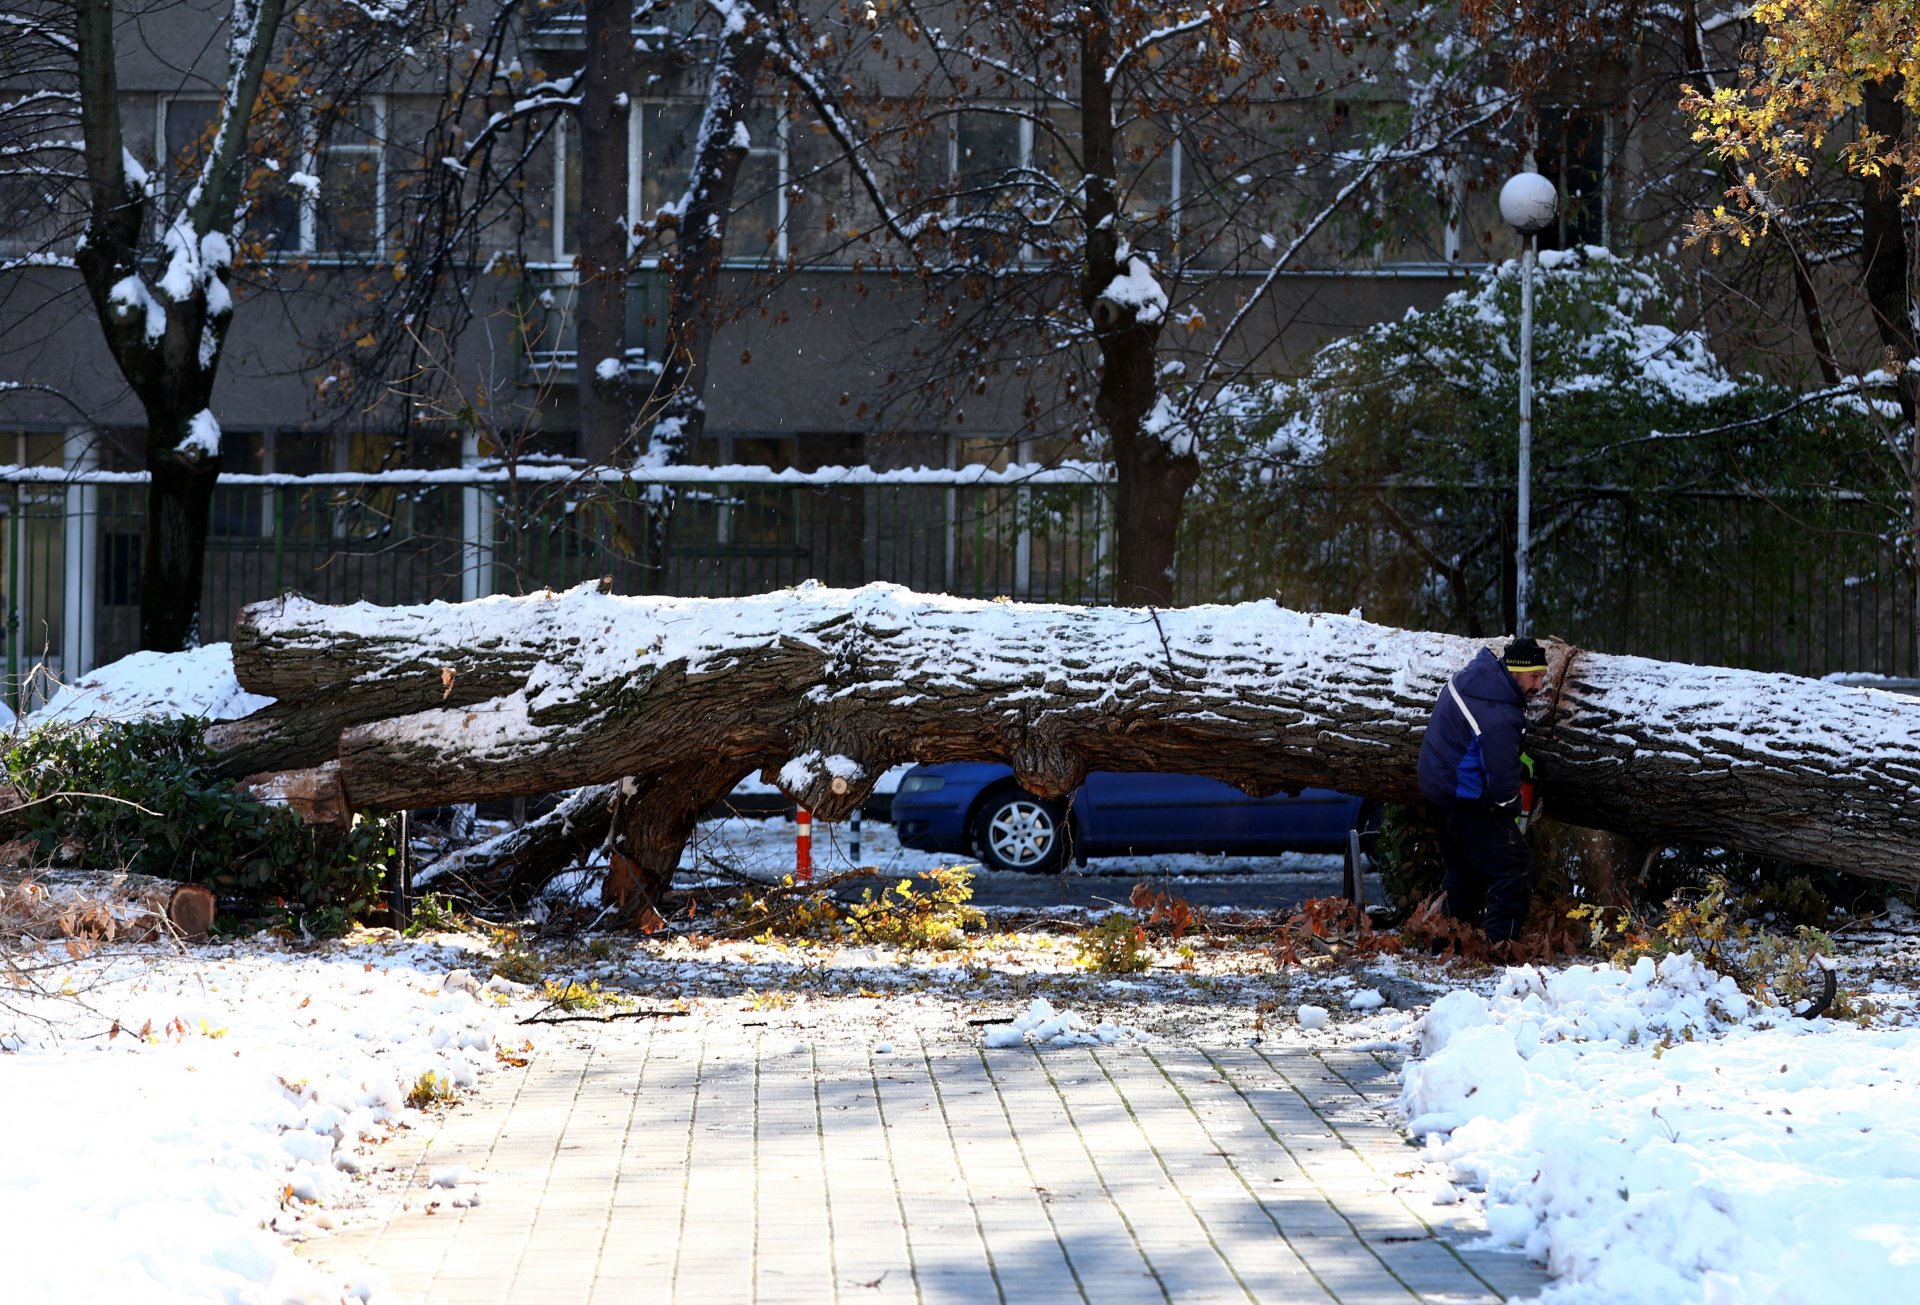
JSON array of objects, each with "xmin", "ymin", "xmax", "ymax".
[
  {"xmin": 4, "ymin": 464, "xmax": 1914, "ymax": 706},
  {"xmin": 0, "ymin": 463, "xmax": 1115, "ymax": 701},
  {"xmin": 1177, "ymin": 482, "xmax": 1918, "ymax": 681}
]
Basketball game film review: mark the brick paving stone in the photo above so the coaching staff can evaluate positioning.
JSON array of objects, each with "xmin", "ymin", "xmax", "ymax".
[{"xmin": 306, "ymin": 1007, "xmax": 1551, "ymax": 1304}]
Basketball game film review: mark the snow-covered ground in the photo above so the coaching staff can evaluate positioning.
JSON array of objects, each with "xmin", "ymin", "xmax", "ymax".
[
  {"xmin": 11, "ymin": 645, "xmax": 1920, "ymax": 1302},
  {"xmin": 0, "ymin": 934, "xmax": 529, "ymax": 1304},
  {"xmin": 8, "ymin": 914, "xmax": 1920, "ymax": 1302},
  {"xmin": 1394, "ymin": 936, "xmax": 1920, "ymax": 1301}
]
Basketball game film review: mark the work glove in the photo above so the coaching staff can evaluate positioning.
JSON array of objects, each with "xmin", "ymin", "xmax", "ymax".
[{"xmin": 1517, "ymin": 752, "xmax": 1537, "ymax": 830}]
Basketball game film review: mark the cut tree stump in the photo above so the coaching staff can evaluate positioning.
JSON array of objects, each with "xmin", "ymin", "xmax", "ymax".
[{"xmin": 208, "ymin": 582, "xmax": 1920, "ymax": 914}]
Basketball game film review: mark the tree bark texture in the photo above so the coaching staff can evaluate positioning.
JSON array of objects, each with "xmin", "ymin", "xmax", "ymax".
[
  {"xmin": 214, "ymin": 584, "xmax": 1920, "ymax": 891},
  {"xmin": 1079, "ymin": 7, "xmax": 1193, "ymax": 607},
  {"xmin": 576, "ymin": 0, "xmax": 636, "ymax": 466}
]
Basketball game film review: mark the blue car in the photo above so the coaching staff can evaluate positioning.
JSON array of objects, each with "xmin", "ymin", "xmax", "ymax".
[{"xmin": 890, "ymin": 762, "xmax": 1374, "ymax": 873}]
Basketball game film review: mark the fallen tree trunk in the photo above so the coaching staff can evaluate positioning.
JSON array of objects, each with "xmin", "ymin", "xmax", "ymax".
[{"xmin": 209, "ymin": 583, "xmax": 1920, "ymax": 909}]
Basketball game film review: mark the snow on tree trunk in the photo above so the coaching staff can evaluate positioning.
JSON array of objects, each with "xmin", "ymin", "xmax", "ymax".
[{"xmin": 211, "ymin": 584, "xmax": 1920, "ymax": 908}]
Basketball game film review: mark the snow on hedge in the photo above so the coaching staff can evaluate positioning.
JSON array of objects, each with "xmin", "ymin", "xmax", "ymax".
[
  {"xmin": 1400, "ymin": 956, "xmax": 1920, "ymax": 1300},
  {"xmin": 1207, "ymin": 247, "xmax": 1830, "ymax": 470}
]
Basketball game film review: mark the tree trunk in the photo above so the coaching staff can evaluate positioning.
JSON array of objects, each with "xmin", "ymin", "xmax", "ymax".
[
  {"xmin": 73, "ymin": 0, "xmax": 285, "ymax": 652},
  {"xmin": 1859, "ymin": 78, "xmax": 1920, "ymax": 627},
  {"xmin": 603, "ymin": 764, "xmax": 750, "ymax": 919},
  {"xmin": 576, "ymin": 0, "xmax": 635, "ymax": 466},
  {"xmin": 214, "ymin": 585, "xmax": 1920, "ymax": 892},
  {"xmin": 140, "ymin": 442, "xmax": 220, "ymax": 650},
  {"xmin": 1079, "ymin": 9, "xmax": 1192, "ymax": 607}
]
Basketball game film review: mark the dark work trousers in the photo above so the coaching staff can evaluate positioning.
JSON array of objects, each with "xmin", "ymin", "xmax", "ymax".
[{"xmin": 1428, "ymin": 800, "xmax": 1533, "ymax": 942}]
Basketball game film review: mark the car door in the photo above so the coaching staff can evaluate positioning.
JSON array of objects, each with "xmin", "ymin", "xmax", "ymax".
[
  {"xmin": 1245, "ymin": 786, "xmax": 1361, "ymax": 853},
  {"xmin": 1078, "ymin": 771, "xmax": 1253, "ymax": 852}
]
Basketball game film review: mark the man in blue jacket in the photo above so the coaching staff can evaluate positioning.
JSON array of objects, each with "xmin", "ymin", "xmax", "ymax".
[{"xmin": 1417, "ymin": 637, "xmax": 1550, "ymax": 943}]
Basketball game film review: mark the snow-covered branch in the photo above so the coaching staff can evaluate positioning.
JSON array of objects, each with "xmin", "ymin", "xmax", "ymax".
[
  {"xmin": 1197, "ymin": 96, "xmax": 1518, "ymax": 389},
  {"xmin": 458, "ymin": 74, "xmax": 582, "ymax": 168}
]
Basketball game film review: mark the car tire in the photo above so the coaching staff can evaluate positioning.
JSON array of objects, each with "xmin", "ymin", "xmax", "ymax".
[{"xmin": 971, "ymin": 788, "xmax": 1068, "ymax": 873}]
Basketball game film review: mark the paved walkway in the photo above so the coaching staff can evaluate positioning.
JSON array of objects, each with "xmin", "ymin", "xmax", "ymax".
[{"xmin": 314, "ymin": 1017, "xmax": 1547, "ymax": 1304}]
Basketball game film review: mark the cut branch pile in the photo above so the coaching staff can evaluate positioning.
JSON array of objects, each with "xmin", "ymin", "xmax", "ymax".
[{"xmin": 204, "ymin": 582, "xmax": 1920, "ymax": 914}]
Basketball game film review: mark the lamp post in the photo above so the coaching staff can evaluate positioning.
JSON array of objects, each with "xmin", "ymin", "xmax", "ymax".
[{"xmin": 1498, "ymin": 171, "xmax": 1558, "ymax": 637}]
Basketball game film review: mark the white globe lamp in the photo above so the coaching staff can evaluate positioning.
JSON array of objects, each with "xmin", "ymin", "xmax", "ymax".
[{"xmin": 1499, "ymin": 171, "xmax": 1559, "ymax": 236}]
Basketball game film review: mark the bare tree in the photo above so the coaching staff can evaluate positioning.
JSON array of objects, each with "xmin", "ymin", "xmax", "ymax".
[
  {"xmin": 71, "ymin": 0, "xmax": 288, "ymax": 649},
  {"xmin": 757, "ymin": 1, "xmax": 1533, "ymax": 604},
  {"xmin": 0, "ymin": 0, "xmax": 436, "ymax": 649}
]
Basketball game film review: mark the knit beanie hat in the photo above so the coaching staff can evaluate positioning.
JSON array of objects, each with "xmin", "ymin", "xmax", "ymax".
[{"xmin": 1502, "ymin": 637, "xmax": 1548, "ymax": 672}]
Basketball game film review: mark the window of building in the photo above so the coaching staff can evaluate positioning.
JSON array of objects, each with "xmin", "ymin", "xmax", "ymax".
[
  {"xmin": 312, "ymin": 100, "xmax": 388, "ymax": 255},
  {"xmin": 547, "ymin": 100, "xmax": 787, "ymax": 266},
  {"xmin": 246, "ymin": 98, "xmax": 388, "ymax": 257},
  {"xmin": 0, "ymin": 431, "xmax": 65, "ymax": 467},
  {"xmin": 1538, "ymin": 108, "xmax": 1612, "ymax": 251},
  {"xmin": 955, "ymin": 107, "xmax": 1182, "ymax": 264},
  {"xmin": 156, "ymin": 97, "xmax": 220, "ymax": 213}
]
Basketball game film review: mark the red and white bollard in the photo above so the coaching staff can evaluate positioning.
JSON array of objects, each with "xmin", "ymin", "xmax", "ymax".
[{"xmin": 795, "ymin": 806, "xmax": 813, "ymax": 882}]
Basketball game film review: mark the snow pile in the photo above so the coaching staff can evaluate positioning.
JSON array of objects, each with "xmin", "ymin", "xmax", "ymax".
[
  {"xmin": 982, "ymin": 997, "xmax": 1149, "ymax": 1048},
  {"xmin": 1400, "ymin": 955, "xmax": 1920, "ymax": 1301},
  {"xmin": 29, "ymin": 644, "xmax": 272, "ymax": 726},
  {"xmin": 0, "ymin": 940, "xmax": 522, "ymax": 1303}
]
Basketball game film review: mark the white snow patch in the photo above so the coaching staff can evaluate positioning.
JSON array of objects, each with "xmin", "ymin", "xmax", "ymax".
[
  {"xmin": 982, "ymin": 997, "xmax": 1149, "ymax": 1048},
  {"xmin": 1398, "ymin": 954, "xmax": 1920, "ymax": 1299},
  {"xmin": 30, "ymin": 644, "xmax": 273, "ymax": 725},
  {"xmin": 0, "ymin": 942, "xmax": 524, "ymax": 1302},
  {"xmin": 178, "ymin": 408, "xmax": 221, "ymax": 460},
  {"xmin": 1099, "ymin": 256, "xmax": 1167, "ymax": 325},
  {"xmin": 108, "ymin": 275, "xmax": 166, "ymax": 342}
]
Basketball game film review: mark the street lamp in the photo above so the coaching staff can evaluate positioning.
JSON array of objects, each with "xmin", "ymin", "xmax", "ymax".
[{"xmin": 1498, "ymin": 171, "xmax": 1558, "ymax": 637}]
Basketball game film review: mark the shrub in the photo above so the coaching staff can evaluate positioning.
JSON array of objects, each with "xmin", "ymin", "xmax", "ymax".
[
  {"xmin": 845, "ymin": 867, "xmax": 984, "ymax": 949},
  {"xmin": 722, "ymin": 866, "xmax": 985, "ymax": 949},
  {"xmin": 406, "ymin": 1071, "xmax": 458, "ymax": 1109},
  {"xmin": 2, "ymin": 717, "xmax": 394, "ymax": 933},
  {"xmin": 1571, "ymin": 877, "xmax": 1840, "ymax": 1013},
  {"xmin": 1075, "ymin": 913, "xmax": 1154, "ymax": 973},
  {"xmin": 1373, "ymin": 803, "xmax": 1447, "ymax": 920}
]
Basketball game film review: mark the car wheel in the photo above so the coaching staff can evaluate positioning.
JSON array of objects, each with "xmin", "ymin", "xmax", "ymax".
[{"xmin": 971, "ymin": 788, "xmax": 1068, "ymax": 873}]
